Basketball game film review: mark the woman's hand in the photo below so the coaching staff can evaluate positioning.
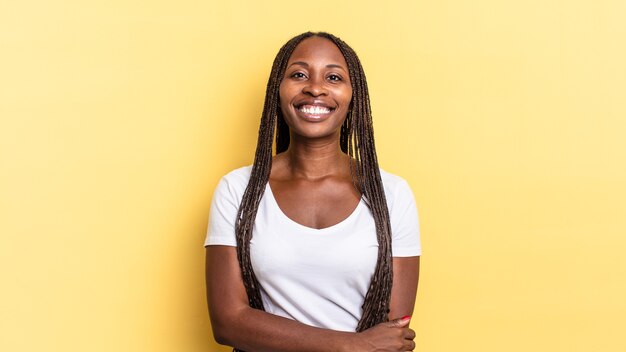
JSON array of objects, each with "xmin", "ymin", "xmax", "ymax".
[{"xmin": 353, "ymin": 316, "xmax": 416, "ymax": 352}]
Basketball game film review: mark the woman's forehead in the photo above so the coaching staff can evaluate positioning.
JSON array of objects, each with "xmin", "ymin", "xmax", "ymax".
[{"xmin": 287, "ymin": 36, "xmax": 348, "ymax": 68}]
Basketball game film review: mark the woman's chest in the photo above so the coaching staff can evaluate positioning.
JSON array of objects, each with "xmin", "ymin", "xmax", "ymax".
[
  {"xmin": 268, "ymin": 178, "xmax": 361, "ymax": 230},
  {"xmin": 250, "ymin": 192, "xmax": 379, "ymax": 284}
]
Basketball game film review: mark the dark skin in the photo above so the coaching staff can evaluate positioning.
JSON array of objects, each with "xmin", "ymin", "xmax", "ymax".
[{"xmin": 206, "ymin": 36, "xmax": 420, "ymax": 352}]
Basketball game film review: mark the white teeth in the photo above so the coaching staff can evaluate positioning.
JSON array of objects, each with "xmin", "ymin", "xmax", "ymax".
[{"xmin": 299, "ymin": 105, "xmax": 331, "ymax": 115}]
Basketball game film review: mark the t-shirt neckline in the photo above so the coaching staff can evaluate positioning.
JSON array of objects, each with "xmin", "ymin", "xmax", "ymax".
[{"xmin": 264, "ymin": 183, "xmax": 365, "ymax": 234}]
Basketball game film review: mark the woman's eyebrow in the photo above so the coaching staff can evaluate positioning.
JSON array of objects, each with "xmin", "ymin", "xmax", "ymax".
[
  {"xmin": 326, "ymin": 64, "xmax": 347, "ymax": 71},
  {"xmin": 287, "ymin": 61, "xmax": 309, "ymax": 68},
  {"xmin": 287, "ymin": 61, "xmax": 347, "ymax": 71}
]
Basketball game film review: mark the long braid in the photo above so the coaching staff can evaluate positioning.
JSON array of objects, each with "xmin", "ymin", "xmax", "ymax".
[
  {"xmin": 234, "ymin": 32, "xmax": 312, "ymax": 311},
  {"xmin": 321, "ymin": 33, "xmax": 393, "ymax": 331},
  {"xmin": 233, "ymin": 32, "xmax": 392, "ymax": 351}
]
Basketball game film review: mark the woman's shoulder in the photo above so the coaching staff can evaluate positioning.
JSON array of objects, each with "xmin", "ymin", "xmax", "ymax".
[
  {"xmin": 379, "ymin": 168, "xmax": 412, "ymax": 192},
  {"xmin": 221, "ymin": 165, "xmax": 253, "ymax": 184},
  {"xmin": 213, "ymin": 165, "xmax": 253, "ymax": 200},
  {"xmin": 378, "ymin": 168, "xmax": 416, "ymax": 208}
]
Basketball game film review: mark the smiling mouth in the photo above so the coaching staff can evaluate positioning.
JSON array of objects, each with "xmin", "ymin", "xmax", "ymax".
[{"xmin": 297, "ymin": 104, "xmax": 335, "ymax": 116}]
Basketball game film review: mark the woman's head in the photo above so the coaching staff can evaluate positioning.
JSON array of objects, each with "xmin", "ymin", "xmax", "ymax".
[
  {"xmin": 235, "ymin": 32, "xmax": 392, "ymax": 336},
  {"xmin": 278, "ymin": 36, "xmax": 353, "ymax": 146},
  {"xmin": 259, "ymin": 31, "xmax": 372, "ymax": 155}
]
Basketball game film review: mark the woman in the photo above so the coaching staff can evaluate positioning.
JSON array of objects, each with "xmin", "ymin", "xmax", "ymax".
[{"xmin": 205, "ymin": 32, "xmax": 421, "ymax": 352}]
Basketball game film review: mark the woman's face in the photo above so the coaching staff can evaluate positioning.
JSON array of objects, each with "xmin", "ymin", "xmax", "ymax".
[{"xmin": 279, "ymin": 36, "xmax": 353, "ymax": 143}]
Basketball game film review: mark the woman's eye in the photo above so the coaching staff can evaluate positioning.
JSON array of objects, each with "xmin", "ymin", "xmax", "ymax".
[
  {"xmin": 291, "ymin": 72, "xmax": 306, "ymax": 78},
  {"xmin": 328, "ymin": 74, "xmax": 342, "ymax": 81}
]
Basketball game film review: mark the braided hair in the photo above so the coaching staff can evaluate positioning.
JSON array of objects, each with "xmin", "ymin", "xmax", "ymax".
[{"xmin": 234, "ymin": 32, "xmax": 393, "ymax": 349}]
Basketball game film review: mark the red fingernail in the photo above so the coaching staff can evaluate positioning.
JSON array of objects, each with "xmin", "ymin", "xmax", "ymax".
[{"xmin": 402, "ymin": 315, "xmax": 411, "ymax": 320}]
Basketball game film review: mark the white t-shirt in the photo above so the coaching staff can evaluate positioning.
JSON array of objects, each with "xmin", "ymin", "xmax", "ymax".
[{"xmin": 205, "ymin": 166, "xmax": 421, "ymax": 332}]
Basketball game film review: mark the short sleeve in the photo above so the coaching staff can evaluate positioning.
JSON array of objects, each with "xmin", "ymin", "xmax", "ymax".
[
  {"xmin": 204, "ymin": 177, "xmax": 241, "ymax": 247},
  {"xmin": 389, "ymin": 179, "xmax": 422, "ymax": 257}
]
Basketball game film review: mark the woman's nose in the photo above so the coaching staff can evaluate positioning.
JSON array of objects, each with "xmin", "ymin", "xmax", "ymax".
[{"xmin": 302, "ymin": 76, "xmax": 328, "ymax": 96}]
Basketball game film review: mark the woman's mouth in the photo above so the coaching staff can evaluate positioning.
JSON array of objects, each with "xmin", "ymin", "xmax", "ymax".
[{"xmin": 296, "ymin": 104, "xmax": 334, "ymax": 119}]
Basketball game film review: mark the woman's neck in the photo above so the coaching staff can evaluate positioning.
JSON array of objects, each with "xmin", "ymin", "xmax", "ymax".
[{"xmin": 282, "ymin": 139, "xmax": 348, "ymax": 180}]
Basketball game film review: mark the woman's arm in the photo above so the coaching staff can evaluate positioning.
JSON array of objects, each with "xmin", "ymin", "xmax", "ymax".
[
  {"xmin": 206, "ymin": 246, "xmax": 415, "ymax": 352},
  {"xmin": 388, "ymin": 256, "xmax": 420, "ymax": 320}
]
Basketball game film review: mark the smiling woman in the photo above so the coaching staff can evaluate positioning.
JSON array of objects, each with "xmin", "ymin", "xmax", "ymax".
[
  {"xmin": 205, "ymin": 32, "xmax": 421, "ymax": 352},
  {"xmin": 279, "ymin": 37, "xmax": 353, "ymax": 137}
]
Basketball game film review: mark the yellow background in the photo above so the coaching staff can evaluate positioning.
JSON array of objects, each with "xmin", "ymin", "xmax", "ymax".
[{"xmin": 1, "ymin": 1, "xmax": 625, "ymax": 351}]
